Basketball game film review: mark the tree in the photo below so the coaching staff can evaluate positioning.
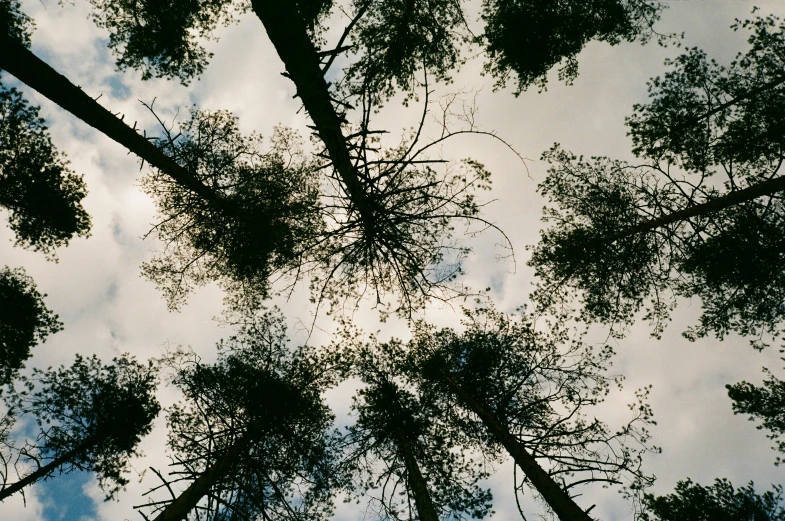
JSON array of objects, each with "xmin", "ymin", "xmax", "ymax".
[
  {"xmin": 46, "ymin": 0, "xmax": 665, "ymax": 315},
  {"xmin": 136, "ymin": 310, "xmax": 339, "ymax": 521},
  {"xmin": 727, "ymin": 364, "xmax": 785, "ymax": 462},
  {"xmin": 338, "ymin": 339, "xmax": 493, "ymax": 521},
  {"xmin": 0, "ymin": 266, "xmax": 62, "ymax": 389},
  {"xmin": 0, "ymin": 354, "xmax": 160, "ymax": 501},
  {"xmin": 0, "ymin": 0, "xmax": 90, "ymax": 256},
  {"xmin": 640, "ymin": 478, "xmax": 785, "ymax": 521},
  {"xmin": 529, "ymin": 13, "xmax": 785, "ymax": 343},
  {"xmin": 404, "ymin": 307, "xmax": 657, "ymax": 521},
  {"xmin": 141, "ymin": 108, "xmax": 323, "ymax": 310}
]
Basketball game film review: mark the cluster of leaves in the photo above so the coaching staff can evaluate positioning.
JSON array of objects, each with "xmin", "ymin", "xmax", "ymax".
[
  {"xmin": 529, "ymin": 14, "xmax": 785, "ymax": 342},
  {"xmin": 142, "ymin": 309, "xmax": 338, "ymax": 520},
  {"xmin": 86, "ymin": 0, "xmax": 244, "ymax": 84},
  {"xmin": 4, "ymin": 354, "xmax": 160, "ymax": 499},
  {"xmin": 641, "ymin": 478, "xmax": 785, "ymax": 521},
  {"xmin": 0, "ymin": 0, "xmax": 31, "ymax": 45},
  {"xmin": 0, "ymin": 266, "xmax": 62, "ymax": 389},
  {"xmin": 482, "ymin": 0, "xmax": 665, "ymax": 94},
  {"xmin": 727, "ymin": 363, "xmax": 785, "ymax": 462},
  {"xmin": 0, "ymin": 81, "xmax": 91, "ymax": 256},
  {"xmin": 141, "ymin": 109, "xmax": 323, "ymax": 310}
]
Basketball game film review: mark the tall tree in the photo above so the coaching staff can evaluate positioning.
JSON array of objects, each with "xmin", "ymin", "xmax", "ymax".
[
  {"xmin": 0, "ymin": 266, "xmax": 62, "ymax": 389},
  {"xmin": 137, "ymin": 310, "xmax": 339, "ymax": 521},
  {"xmin": 338, "ymin": 340, "xmax": 493, "ymax": 521},
  {"xmin": 0, "ymin": 354, "xmax": 159, "ymax": 501},
  {"xmin": 529, "ymin": 13, "xmax": 785, "ymax": 344},
  {"xmin": 67, "ymin": 0, "xmax": 664, "ymax": 315},
  {"xmin": 404, "ymin": 307, "xmax": 657, "ymax": 521},
  {"xmin": 640, "ymin": 478, "xmax": 785, "ymax": 521}
]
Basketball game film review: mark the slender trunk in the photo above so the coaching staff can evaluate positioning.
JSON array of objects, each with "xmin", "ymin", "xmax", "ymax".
[
  {"xmin": 605, "ymin": 175, "xmax": 785, "ymax": 244},
  {"xmin": 0, "ymin": 37, "xmax": 236, "ymax": 214},
  {"xmin": 392, "ymin": 424, "xmax": 440, "ymax": 521},
  {"xmin": 438, "ymin": 371, "xmax": 594, "ymax": 521},
  {"xmin": 0, "ymin": 437, "xmax": 94, "ymax": 501},
  {"xmin": 249, "ymin": 0, "xmax": 375, "ymax": 228},
  {"xmin": 380, "ymin": 382, "xmax": 440, "ymax": 521},
  {"xmin": 151, "ymin": 422, "xmax": 264, "ymax": 521}
]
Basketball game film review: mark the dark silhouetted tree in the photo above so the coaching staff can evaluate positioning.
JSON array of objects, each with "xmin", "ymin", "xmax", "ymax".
[
  {"xmin": 0, "ymin": 266, "xmax": 62, "ymax": 389},
  {"xmin": 338, "ymin": 339, "xmax": 493, "ymax": 521},
  {"xmin": 0, "ymin": 1, "xmax": 90, "ymax": 256},
  {"xmin": 141, "ymin": 109, "xmax": 323, "ymax": 310},
  {"xmin": 137, "ymin": 310, "xmax": 339, "ymax": 521},
  {"xmin": 0, "ymin": 354, "xmax": 160, "ymax": 501},
  {"xmin": 529, "ymin": 13, "xmax": 785, "ymax": 344},
  {"xmin": 727, "ymin": 364, "xmax": 785, "ymax": 462},
  {"xmin": 404, "ymin": 307, "xmax": 657, "ymax": 521},
  {"xmin": 640, "ymin": 478, "xmax": 785, "ymax": 521}
]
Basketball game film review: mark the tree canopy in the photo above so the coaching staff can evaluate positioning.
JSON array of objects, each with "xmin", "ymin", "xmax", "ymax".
[
  {"xmin": 3, "ymin": 0, "xmax": 785, "ymax": 520},
  {"xmin": 0, "ymin": 266, "xmax": 61, "ymax": 389},
  {"xmin": 530, "ymin": 13, "xmax": 785, "ymax": 343},
  {"xmin": 641, "ymin": 478, "xmax": 785, "ymax": 521}
]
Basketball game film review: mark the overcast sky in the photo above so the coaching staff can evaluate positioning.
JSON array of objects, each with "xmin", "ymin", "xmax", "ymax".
[{"xmin": 3, "ymin": 1, "xmax": 785, "ymax": 520}]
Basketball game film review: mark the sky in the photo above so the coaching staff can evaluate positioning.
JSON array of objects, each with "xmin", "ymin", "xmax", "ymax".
[{"xmin": 2, "ymin": 0, "xmax": 785, "ymax": 520}]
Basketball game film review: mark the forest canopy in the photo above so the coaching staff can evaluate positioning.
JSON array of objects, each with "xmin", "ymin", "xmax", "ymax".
[{"xmin": 1, "ymin": 0, "xmax": 784, "ymax": 521}]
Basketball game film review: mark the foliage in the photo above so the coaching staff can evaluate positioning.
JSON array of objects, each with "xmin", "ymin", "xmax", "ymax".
[
  {"xmin": 0, "ymin": 0, "xmax": 32, "ymax": 46},
  {"xmin": 0, "ymin": 81, "xmax": 91, "ymax": 256},
  {"xmin": 0, "ymin": 266, "xmax": 62, "ymax": 389},
  {"xmin": 482, "ymin": 0, "xmax": 665, "ymax": 94},
  {"xmin": 641, "ymin": 478, "xmax": 785, "ymax": 521},
  {"xmin": 405, "ymin": 307, "xmax": 657, "ymax": 511},
  {"xmin": 340, "ymin": 0, "xmax": 470, "ymax": 104},
  {"xmin": 5, "ymin": 354, "xmax": 160, "ymax": 499},
  {"xmin": 529, "ymin": 14, "xmax": 785, "ymax": 342},
  {"xmin": 337, "ymin": 337, "xmax": 493, "ymax": 521},
  {"xmin": 141, "ymin": 309, "xmax": 338, "ymax": 520},
  {"xmin": 727, "ymin": 364, "xmax": 785, "ymax": 462},
  {"xmin": 86, "ymin": 0, "xmax": 243, "ymax": 84},
  {"xmin": 141, "ymin": 108, "xmax": 323, "ymax": 310}
]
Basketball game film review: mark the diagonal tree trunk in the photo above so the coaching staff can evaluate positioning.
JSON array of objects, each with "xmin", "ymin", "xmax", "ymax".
[
  {"xmin": 603, "ymin": 175, "xmax": 785, "ymax": 245},
  {"xmin": 249, "ymin": 0, "xmax": 375, "ymax": 229},
  {"xmin": 0, "ymin": 36, "xmax": 237, "ymax": 215},
  {"xmin": 437, "ymin": 371, "xmax": 595, "ymax": 521},
  {"xmin": 0, "ymin": 436, "xmax": 95, "ymax": 501},
  {"xmin": 150, "ymin": 421, "xmax": 265, "ymax": 521}
]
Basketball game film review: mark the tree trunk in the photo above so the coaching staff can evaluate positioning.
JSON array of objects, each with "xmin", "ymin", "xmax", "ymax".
[
  {"xmin": 392, "ymin": 424, "xmax": 440, "ymax": 521},
  {"xmin": 150, "ymin": 422, "xmax": 264, "ymax": 521},
  {"xmin": 438, "ymin": 371, "xmax": 595, "ymax": 521},
  {"xmin": 605, "ymin": 175, "xmax": 785, "ymax": 244},
  {"xmin": 0, "ymin": 437, "xmax": 94, "ymax": 501},
  {"xmin": 0, "ymin": 37, "xmax": 236, "ymax": 215},
  {"xmin": 380, "ymin": 382, "xmax": 440, "ymax": 521},
  {"xmin": 249, "ymin": 0, "xmax": 375, "ymax": 229}
]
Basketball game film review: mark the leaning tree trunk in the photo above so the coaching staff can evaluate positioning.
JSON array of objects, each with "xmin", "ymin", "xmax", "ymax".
[
  {"xmin": 249, "ymin": 0, "xmax": 375, "ymax": 229},
  {"xmin": 0, "ymin": 436, "xmax": 95, "ymax": 501},
  {"xmin": 150, "ymin": 422, "xmax": 264, "ymax": 521},
  {"xmin": 437, "ymin": 371, "xmax": 594, "ymax": 521},
  {"xmin": 603, "ymin": 175, "xmax": 785, "ymax": 244},
  {"xmin": 0, "ymin": 36, "xmax": 236, "ymax": 214}
]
